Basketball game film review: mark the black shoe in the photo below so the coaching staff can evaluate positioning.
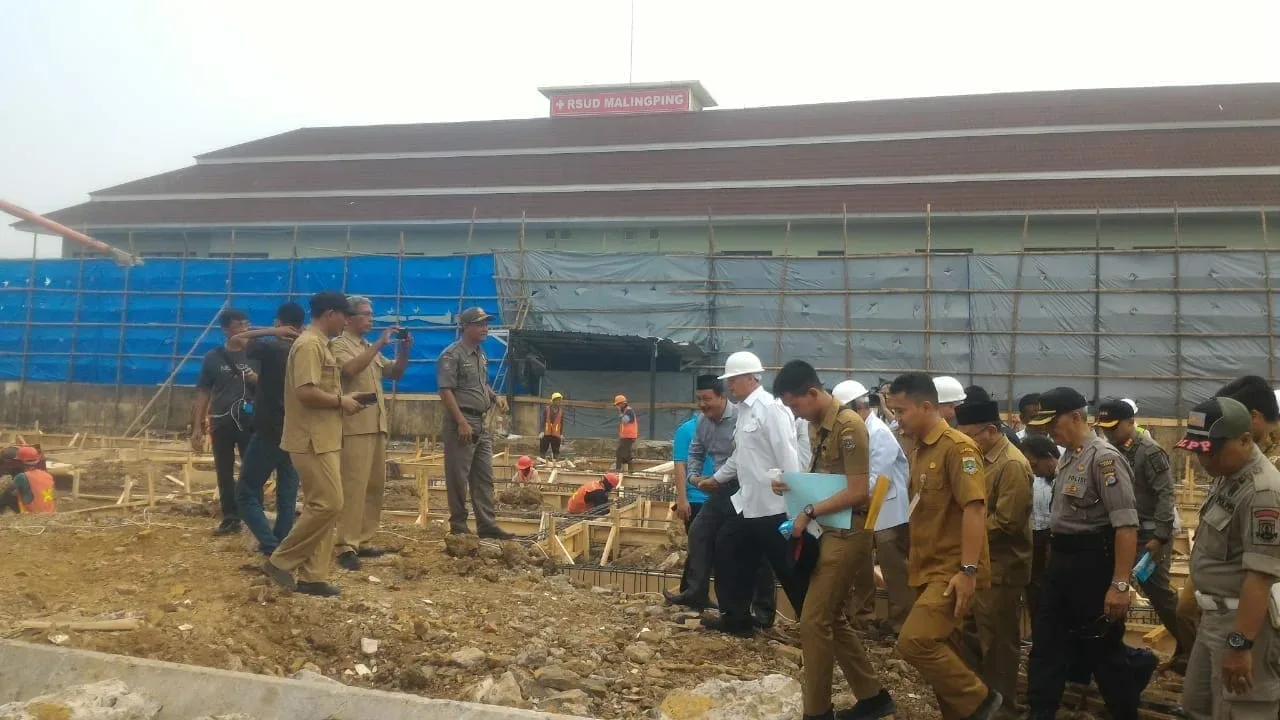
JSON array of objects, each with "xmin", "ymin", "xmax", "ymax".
[
  {"xmin": 1130, "ymin": 646, "xmax": 1158, "ymax": 699},
  {"xmin": 296, "ymin": 582, "xmax": 340, "ymax": 597},
  {"xmin": 212, "ymin": 519, "xmax": 241, "ymax": 537},
  {"xmin": 804, "ymin": 710, "xmax": 835, "ymax": 720},
  {"xmin": 478, "ymin": 529, "xmax": 516, "ymax": 540},
  {"xmin": 836, "ymin": 689, "xmax": 897, "ymax": 720},
  {"xmin": 702, "ymin": 615, "xmax": 755, "ymax": 639},
  {"xmin": 356, "ymin": 547, "xmax": 389, "ymax": 558},
  {"xmin": 336, "ymin": 551, "xmax": 361, "ymax": 571},
  {"xmin": 752, "ymin": 610, "xmax": 775, "ymax": 629},
  {"xmin": 662, "ymin": 589, "xmax": 716, "ymax": 610},
  {"xmin": 966, "ymin": 690, "xmax": 1002, "ymax": 720},
  {"xmin": 261, "ymin": 561, "xmax": 296, "ymax": 591}
]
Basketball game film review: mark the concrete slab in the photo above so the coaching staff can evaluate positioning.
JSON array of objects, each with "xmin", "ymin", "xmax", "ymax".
[{"xmin": 0, "ymin": 640, "xmax": 589, "ymax": 720}]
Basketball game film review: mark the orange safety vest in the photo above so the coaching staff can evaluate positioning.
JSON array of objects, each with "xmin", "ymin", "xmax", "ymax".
[
  {"xmin": 544, "ymin": 407, "xmax": 564, "ymax": 437},
  {"xmin": 618, "ymin": 406, "xmax": 638, "ymax": 439},
  {"xmin": 18, "ymin": 469, "xmax": 56, "ymax": 514},
  {"xmin": 568, "ymin": 479, "xmax": 606, "ymax": 514}
]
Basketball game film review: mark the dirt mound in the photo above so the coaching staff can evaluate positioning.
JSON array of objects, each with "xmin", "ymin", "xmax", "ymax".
[{"xmin": 496, "ymin": 485, "xmax": 542, "ymax": 509}]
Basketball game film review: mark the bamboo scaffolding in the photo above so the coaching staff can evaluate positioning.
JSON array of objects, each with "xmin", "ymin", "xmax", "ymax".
[
  {"xmin": 1264, "ymin": 209, "xmax": 1276, "ymax": 385},
  {"xmin": 388, "ymin": 231, "xmax": 406, "ymax": 427},
  {"xmin": 841, "ymin": 203, "xmax": 853, "ymax": 370},
  {"xmin": 14, "ymin": 235, "xmax": 38, "ymax": 426},
  {"xmin": 1172, "ymin": 205, "xmax": 1185, "ymax": 416},
  {"xmin": 1005, "ymin": 216, "xmax": 1029, "ymax": 412},
  {"xmin": 773, "ymin": 222, "xmax": 791, "ymax": 367},
  {"xmin": 110, "ymin": 232, "xmax": 136, "ymax": 429},
  {"xmin": 923, "ymin": 203, "xmax": 934, "ymax": 371},
  {"xmin": 161, "ymin": 233, "xmax": 191, "ymax": 428},
  {"xmin": 58, "ymin": 248, "xmax": 87, "ymax": 428}
]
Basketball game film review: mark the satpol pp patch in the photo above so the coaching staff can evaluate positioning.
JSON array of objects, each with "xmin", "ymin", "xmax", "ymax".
[
  {"xmin": 961, "ymin": 457, "xmax": 979, "ymax": 475},
  {"xmin": 1254, "ymin": 508, "xmax": 1280, "ymax": 545},
  {"xmin": 842, "ymin": 436, "xmax": 856, "ymax": 451}
]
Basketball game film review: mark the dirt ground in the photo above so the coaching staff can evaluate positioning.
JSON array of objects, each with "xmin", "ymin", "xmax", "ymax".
[{"xmin": 0, "ymin": 507, "xmax": 956, "ymax": 719}]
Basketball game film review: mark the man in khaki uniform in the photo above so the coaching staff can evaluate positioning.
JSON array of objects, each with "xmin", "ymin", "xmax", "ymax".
[
  {"xmin": 330, "ymin": 295, "xmax": 410, "ymax": 572},
  {"xmin": 1176, "ymin": 396, "xmax": 1280, "ymax": 720},
  {"xmin": 956, "ymin": 398, "xmax": 1032, "ymax": 719},
  {"xmin": 263, "ymin": 292, "xmax": 364, "ymax": 597},
  {"xmin": 774, "ymin": 362, "xmax": 896, "ymax": 720},
  {"xmin": 437, "ymin": 307, "xmax": 512, "ymax": 539},
  {"xmin": 886, "ymin": 372, "xmax": 1002, "ymax": 720}
]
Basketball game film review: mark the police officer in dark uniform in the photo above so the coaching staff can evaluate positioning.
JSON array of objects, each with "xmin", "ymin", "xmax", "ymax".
[
  {"xmin": 1094, "ymin": 397, "xmax": 1187, "ymax": 668},
  {"xmin": 1024, "ymin": 387, "xmax": 1140, "ymax": 720}
]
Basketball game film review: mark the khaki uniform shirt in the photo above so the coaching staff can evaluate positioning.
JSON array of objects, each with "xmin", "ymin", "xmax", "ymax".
[
  {"xmin": 1120, "ymin": 432, "xmax": 1175, "ymax": 542},
  {"xmin": 983, "ymin": 434, "xmax": 1034, "ymax": 587},
  {"xmin": 1256, "ymin": 427, "xmax": 1280, "ymax": 471},
  {"xmin": 280, "ymin": 327, "xmax": 343, "ymax": 455},
  {"xmin": 1051, "ymin": 434, "xmax": 1139, "ymax": 534},
  {"xmin": 1189, "ymin": 446, "xmax": 1280, "ymax": 597},
  {"xmin": 329, "ymin": 330, "xmax": 389, "ymax": 437},
  {"xmin": 436, "ymin": 341, "xmax": 490, "ymax": 415},
  {"xmin": 908, "ymin": 417, "xmax": 992, "ymax": 589},
  {"xmin": 808, "ymin": 396, "xmax": 871, "ymax": 518}
]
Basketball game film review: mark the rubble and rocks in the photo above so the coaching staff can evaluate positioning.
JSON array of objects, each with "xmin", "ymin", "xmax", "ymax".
[
  {"xmin": 450, "ymin": 647, "xmax": 487, "ymax": 668},
  {"xmin": 470, "ymin": 671, "xmax": 526, "ymax": 709},
  {"xmin": 442, "ymin": 534, "xmax": 479, "ymax": 558},
  {"xmin": 0, "ymin": 679, "xmax": 162, "ymax": 719},
  {"xmin": 497, "ymin": 484, "xmax": 543, "ymax": 509},
  {"xmin": 658, "ymin": 674, "xmax": 803, "ymax": 720}
]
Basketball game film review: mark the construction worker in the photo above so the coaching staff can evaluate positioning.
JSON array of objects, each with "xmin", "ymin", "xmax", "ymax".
[
  {"xmin": 615, "ymin": 394, "xmax": 638, "ymax": 472},
  {"xmin": 773, "ymin": 361, "xmax": 897, "ymax": 720},
  {"xmin": 934, "ymin": 376, "xmax": 967, "ymax": 427},
  {"xmin": 0, "ymin": 446, "xmax": 55, "ymax": 514},
  {"xmin": 1094, "ymin": 397, "xmax": 1185, "ymax": 671},
  {"xmin": 512, "ymin": 455, "xmax": 541, "ymax": 484},
  {"xmin": 698, "ymin": 350, "xmax": 810, "ymax": 639},
  {"xmin": 262, "ymin": 292, "xmax": 364, "ymax": 597},
  {"xmin": 540, "ymin": 392, "xmax": 565, "ymax": 460},
  {"xmin": 1020, "ymin": 436, "xmax": 1060, "ymax": 630},
  {"xmin": 1024, "ymin": 387, "xmax": 1139, "ymax": 720},
  {"xmin": 331, "ymin": 295, "xmax": 411, "ymax": 572},
  {"xmin": 437, "ymin": 307, "xmax": 513, "ymax": 540},
  {"xmin": 1176, "ymin": 396, "xmax": 1280, "ymax": 720},
  {"xmin": 955, "ymin": 398, "xmax": 1033, "ymax": 720},
  {"xmin": 835, "ymin": 380, "xmax": 915, "ymax": 634},
  {"xmin": 885, "ymin": 372, "xmax": 1001, "ymax": 720},
  {"xmin": 567, "ymin": 472, "xmax": 618, "ymax": 514}
]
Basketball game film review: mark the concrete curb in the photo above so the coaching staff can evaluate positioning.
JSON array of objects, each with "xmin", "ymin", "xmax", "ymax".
[{"xmin": 0, "ymin": 640, "xmax": 590, "ymax": 719}]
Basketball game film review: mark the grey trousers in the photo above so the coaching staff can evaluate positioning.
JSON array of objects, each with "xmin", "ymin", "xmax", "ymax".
[
  {"xmin": 1184, "ymin": 607, "xmax": 1280, "ymax": 720},
  {"xmin": 1137, "ymin": 536, "xmax": 1190, "ymax": 662},
  {"xmin": 443, "ymin": 414, "xmax": 499, "ymax": 535}
]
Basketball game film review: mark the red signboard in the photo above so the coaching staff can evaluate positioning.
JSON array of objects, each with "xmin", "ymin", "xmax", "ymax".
[{"xmin": 549, "ymin": 88, "xmax": 692, "ymax": 117}]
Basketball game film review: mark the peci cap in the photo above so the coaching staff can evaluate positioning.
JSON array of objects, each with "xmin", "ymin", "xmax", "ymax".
[
  {"xmin": 1094, "ymin": 397, "xmax": 1136, "ymax": 428},
  {"xmin": 1177, "ymin": 396, "xmax": 1252, "ymax": 454},
  {"xmin": 1027, "ymin": 386, "xmax": 1089, "ymax": 427},
  {"xmin": 309, "ymin": 291, "xmax": 350, "ymax": 317},
  {"xmin": 955, "ymin": 400, "xmax": 1001, "ymax": 427},
  {"xmin": 458, "ymin": 307, "xmax": 492, "ymax": 325}
]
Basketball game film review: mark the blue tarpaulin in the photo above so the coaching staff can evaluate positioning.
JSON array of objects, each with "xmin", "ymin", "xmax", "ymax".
[{"xmin": 0, "ymin": 255, "xmax": 505, "ymax": 392}]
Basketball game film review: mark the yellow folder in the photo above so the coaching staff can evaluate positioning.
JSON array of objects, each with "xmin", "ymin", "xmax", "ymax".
[{"xmin": 864, "ymin": 475, "xmax": 890, "ymax": 530}]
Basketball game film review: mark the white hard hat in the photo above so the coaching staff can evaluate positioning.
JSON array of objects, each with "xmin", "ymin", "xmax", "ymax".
[
  {"xmin": 718, "ymin": 351, "xmax": 765, "ymax": 380},
  {"xmin": 933, "ymin": 376, "xmax": 966, "ymax": 404},
  {"xmin": 1274, "ymin": 389, "xmax": 1280, "ymax": 409},
  {"xmin": 1121, "ymin": 398, "xmax": 1138, "ymax": 414},
  {"xmin": 833, "ymin": 380, "xmax": 869, "ymax": 406}
]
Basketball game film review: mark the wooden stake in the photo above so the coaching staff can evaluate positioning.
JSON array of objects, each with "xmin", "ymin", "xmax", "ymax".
[
  {"xmin": 923, "ymin": 204, "xmax": 933, "ymax": 371},
  {"xmin": 1006, "ymin": 214, "xmax": 1029, "ymax": 417},
  {"xmin": 1263, "ymin": 208, "xmax": 1275, "ymax": 385},
  {"xmin": 71, "ymin": 469, "xmax": 81, "ymax": 500},
  {"xmin": 146, "ymin": 463, "xmax": 156, "ymax": 507},
  {"xmin": 841, "ymin": 203, "xmax": 853, "ymax": 371}
]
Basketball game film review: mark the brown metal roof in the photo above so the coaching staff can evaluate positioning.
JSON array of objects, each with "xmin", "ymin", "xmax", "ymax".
[
  {"xmin": 44, "ymin": 177, "xmax": 1280, "ymax": 228},
  {"xmin": 197, "ymin": 82, "xmax": 1280, "ymax": 160},
  {"xmin": 93, "ymin": 127, "xmax": 1280, "ymax": 197}
]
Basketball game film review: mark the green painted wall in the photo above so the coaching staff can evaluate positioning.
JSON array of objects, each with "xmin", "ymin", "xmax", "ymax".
[{"xmin": 73, "ymin": 211, "xmax": 1279, "ymax": 258}]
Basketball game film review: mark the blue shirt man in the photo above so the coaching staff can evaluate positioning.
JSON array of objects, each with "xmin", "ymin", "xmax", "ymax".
[{"xmin": 673, "ymin": 412, "xmax": 715, "ymax": 506}]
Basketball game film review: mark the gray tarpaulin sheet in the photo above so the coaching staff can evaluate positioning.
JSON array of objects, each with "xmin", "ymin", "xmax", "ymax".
[{"xmin": 496, "ymin": 250, "xmax": 1280, "ymax": 418}]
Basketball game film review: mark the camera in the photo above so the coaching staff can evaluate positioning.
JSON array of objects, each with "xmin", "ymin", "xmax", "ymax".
[{"xmin": 396, "ymin": 328, "xmax": 410, "ymax": 340}]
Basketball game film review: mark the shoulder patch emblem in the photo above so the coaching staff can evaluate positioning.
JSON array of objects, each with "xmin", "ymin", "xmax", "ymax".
[
  {"xmin": 962, "ymin": 457, "xmax": 978, "ymax": 475},
  {"xmin": 1099, "ymin": 458, "xmax": 1116, "ymax": 470},
  {"xmin": 1104, "ymin": 471, "xmax": 1118, "ymax": 486},
  {"xmin": 842, "ymin": 436, "xmax": 855, "ymax": 451},
  {"xmin": 1254, "ymin": 509, "xmax": 1280, "ymax": 545}
]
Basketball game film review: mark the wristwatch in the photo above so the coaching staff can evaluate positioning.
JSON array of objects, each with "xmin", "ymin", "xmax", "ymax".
[
  {"xmin": 960, "ymin": 564, "xmax": 978, "ymax": 577},
  {"xmin": 1227, "ymin": 632, "xmax": 1255, "ymax": 650},
  {"xmin": 1111, "ymin": 580, "xmax": 1131, "ymax": 593},
  {"xmin": 803, "ymin": 504, "xmax": 816, "ymax": 519}
]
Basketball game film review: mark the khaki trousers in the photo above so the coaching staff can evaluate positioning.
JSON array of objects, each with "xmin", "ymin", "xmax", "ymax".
[
  {"xmin": 898, "ymin": 582, "xmax": 990, "ymax": 720},
  {"xmin": 336, "ymin": 432, "xmax": 386, "ymax": 554},
  {"xmin": 849, "ymin": 524, "xmax": 916, "ymax": 626},
  {"xmin": 1183, "ymin": 608, "xmax": 1280, "ymax": 720},
  {"xmin": 965, "ymin": 583, "xmax": 1025, "ymax": 718},
  {"xmin": 270, "ymin": 450, "xmax": 342, "ymax": 583},
  {"xmin": 802, "ymin": 527, "xmax": 883, "ymax": 715},
  {"xmin": 1177, "ymin": 577, "xmax": 1203, "ymax": 663}
]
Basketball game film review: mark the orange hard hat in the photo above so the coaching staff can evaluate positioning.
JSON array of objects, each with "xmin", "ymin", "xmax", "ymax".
[
  {"xmin": 517, "ymin": 455, "xmax": 533, "ymax": 470},
  {"xmin": 602, "ymin": 472, "xmax": 620, "ymax": 488},
  {"xmin": 613, "ymin": 395, "xmax": 627, "ymax": 406},
  {"xmin": 16, "ymin": 445, "xmax": 40, "ymax": 463}
]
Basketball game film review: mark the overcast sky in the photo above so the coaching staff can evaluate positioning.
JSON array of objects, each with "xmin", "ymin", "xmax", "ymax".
[{"xmin": 3, "ymin": 0, "xmax": 1279, "ymax": 257}]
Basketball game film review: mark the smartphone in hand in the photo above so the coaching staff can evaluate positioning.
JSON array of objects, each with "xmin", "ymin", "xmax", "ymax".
[
  {"xmin": 355, "ymin": 392, "xmax": 378, "ymax": 405},
  {"xmin": 395, "ymin": 328, "xmax": 410, "ymax": 340}
]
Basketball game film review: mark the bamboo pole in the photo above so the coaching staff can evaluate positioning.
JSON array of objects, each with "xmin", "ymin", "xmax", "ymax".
[
  {"xmin": 773, "ymin": 221, "xmax": 792, "ymax": 368},
  {"xmin": 1172, "ymin": 205, "xmax": 1185, "ymax": 417},
  {"xmin": 162, "ymin": 233, "xmax": 190, "ymax": 430},
  {"xmin": 111, "ymin": 232, "xmax": 136, "ymax": 429},
  {"xmin": 341, "ymin": 227, "xmax": 351, "ymax": 293},
  {"xmin": 287, "ymin": 225, "xmax": 299, "ymax": 299},
  {"xmin": 923, "ymin": 204, "xmax": 934, "ymax": 371},
  {"xmin": 456, "ymin": 208, "xmax": 477, "ymax": 339},
  {"xmin": 389, "ymin": 231, "xmax": 406, "ymax": 427},
  {"xmin": 121, "ymin": 301, "xmax": 230, "ymax": 437},
  {"xmin": 1264, "ymin": 209, "xmax": 1276, "ymax": 385},
  {"xmin": 58, "ymin": 246, "xmax": 87, "ymax": 428},
  {"xmin": 1005, "ymin": 215, "xmax": 1029, "ymax": 415},
  {"xmin": 1092, "ymin": 210, "xmax": 1102, "ymax": 405},
  {"xmin": 706, "ymin": 208, "xmax": 719, "ymax": 361},
  {"xmin": 841, "ymin": 203, "xmax": 853, "ymax": 371},
  {"xmin": 14, "ymin": 234, "xmax": 38, "ymax": 427}
]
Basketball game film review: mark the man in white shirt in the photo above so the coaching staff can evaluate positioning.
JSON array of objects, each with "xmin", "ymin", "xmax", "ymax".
[
  {"xmin": 698, "ymin": 351, "xmax": 809, "ymax": 638},
  {"xmin": 834, "ymin": 381, "xmax": 916, "ymax": 633}
]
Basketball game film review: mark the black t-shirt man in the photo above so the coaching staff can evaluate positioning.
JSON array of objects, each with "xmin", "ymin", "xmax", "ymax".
[{"xmin": 245, "ymin": 337, "xmax": 291, "ymax": 444}]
